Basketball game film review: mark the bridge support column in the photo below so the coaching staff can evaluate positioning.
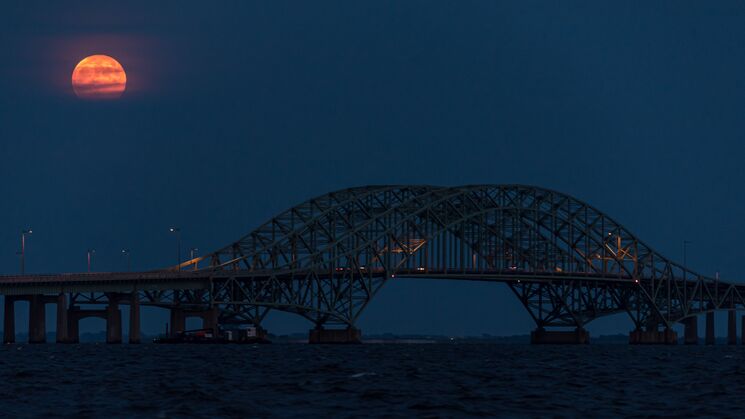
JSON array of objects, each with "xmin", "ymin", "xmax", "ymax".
[
  {"xmin": 684, "ymin": 317, "xmax": 698, "ymax": 345},
  {"xmin": 170, "ymin": 308, "xmax": 185, "ymax": 337},
  {"xmin": 3, "ymin": 296, "xmax": 15, "ymax": 344},
  {"xmin": 706, "ymin": 312, "xmax": 715, "ymax": 345},
  {"xmin": 202, "ymin": 307, "xmax": 219, "ymax": 335},
  {"xmin": 129, "ymin": 293, "xmax": 140, "ymax": 344},
  {"xmin": 106, "ymin": 296, "xmax": 122, "ymax": 344},
  {"xmin": 728, "ymin": 310, "xmax": 737, "ymax": 345},
  {"xmin": 629, "ymin": 327, "xmax": 677, "ymax": 344},
  {"xmin": 664, "ymin": 327, "xmax": 677, "ymax": 344},
  {"xmin": 28, "ymin": 295, "xmax": 46, "ymax": 344},
  {"xmin": 309, "ymin": 327, "xmax": 362, "ymax": 344},
  {"xmin": 67, "ymin": 307, "xmax": 80, "ymax": 343},
  {"xmin": 531, "ymin": 327, "xmax": 589, "ymax": 344},
  {"xmin": 56, "ymin": 294, "xmax": 68, "ymax": 343},
  {"xmin": 67, "ymin": 308, "xmax": 109, "ymax": 343},
  {"xmin": 741, "ymin": 316, "xmax": 745, "ymax": 345}
]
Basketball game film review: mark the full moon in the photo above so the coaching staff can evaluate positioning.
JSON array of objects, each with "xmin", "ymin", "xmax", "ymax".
[{"xmin": 71, "ymin": 55, "xmax": 127, "ymax": 100}]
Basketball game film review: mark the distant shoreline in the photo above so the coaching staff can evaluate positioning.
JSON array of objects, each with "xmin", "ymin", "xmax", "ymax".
[
  {"xmin": 2, "ymin": 331, "xmax": 732, "ymax": 345},
  {"xmin": 0, "ymin": 331, "xmax": 637, "ymax": 344}
]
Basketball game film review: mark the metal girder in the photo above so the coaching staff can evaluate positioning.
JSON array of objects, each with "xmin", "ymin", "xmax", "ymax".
[{"xmin": 169, "ymin": 185, "xmax": 745, "ymax": 330}]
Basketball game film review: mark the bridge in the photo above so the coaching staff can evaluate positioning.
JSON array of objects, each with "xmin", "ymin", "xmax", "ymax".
[{"xmin": 2, "ymin": 185, "xmax": 744, "ymax": 344}]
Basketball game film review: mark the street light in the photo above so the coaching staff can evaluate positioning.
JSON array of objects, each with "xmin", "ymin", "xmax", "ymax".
[
  {"xmin": 87, "ymin": 249, "xmax": 96, "ymax": 273},
  {"xmin": 170, "ymin": 227, "xmax": 181, "ymax": 271},
  {"xmin": 121, "ymin": 249, "xmax": 131, "ymax": 272},
  {"xmin": 20, "ymin": 229, "xmax": 32, "ymax": 275},
  {"xmin": 190, "ymin": 248, "xmax": 198, "ymax": 271}
]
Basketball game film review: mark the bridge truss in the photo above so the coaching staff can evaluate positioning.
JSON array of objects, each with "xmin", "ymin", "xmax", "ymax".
[{"xmin": 164, "ymin": 185, "xmax": 745, "ymax": 332}]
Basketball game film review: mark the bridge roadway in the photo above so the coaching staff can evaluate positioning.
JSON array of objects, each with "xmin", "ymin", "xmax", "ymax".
[{"xmin": 0, "ymin": 268, "xmax": 637, "ymax": 294}]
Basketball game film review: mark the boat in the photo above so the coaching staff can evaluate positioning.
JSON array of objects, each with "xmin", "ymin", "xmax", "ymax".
[{"xmin": 153, "ymin": 327, "xmax": 270, "ymax": 344}]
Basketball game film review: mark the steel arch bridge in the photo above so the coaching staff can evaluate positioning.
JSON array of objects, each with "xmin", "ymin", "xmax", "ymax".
[
  {"xmin": 175, "ymin": 184, "xmax": 744, "ymax": 338},
  {"xmin": 2, "ymin": 184, "xmax": 743, "ymax": 344}
]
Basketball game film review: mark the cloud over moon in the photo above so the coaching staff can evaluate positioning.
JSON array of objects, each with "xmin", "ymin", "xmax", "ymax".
[{"xmin": 71, "ymin": 55, "xmax": 127, "ymax": 99}]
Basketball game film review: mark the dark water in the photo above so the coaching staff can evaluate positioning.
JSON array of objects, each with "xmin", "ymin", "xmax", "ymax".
[{"xmin": 1, "ymin": 343, "xmax": 744, "ymax": 418}]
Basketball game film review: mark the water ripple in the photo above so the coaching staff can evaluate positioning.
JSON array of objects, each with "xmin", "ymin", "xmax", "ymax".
[{"xmin": 0, "ymin": 344, "xmax": 742, "ymax": 417}]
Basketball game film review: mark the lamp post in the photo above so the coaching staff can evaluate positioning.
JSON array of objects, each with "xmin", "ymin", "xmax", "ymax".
[
  {"xmin": 170, "ymin": 227, "xmax": 181, "ymax": 271},
  {"xmin": 20, "ymin": 229, "xmax": 32, "ymax": 275},
  {"xmin": 87, "ymin": 249, "xmax": 95, "ymax": 273},
  {"xmin": 122, "ymin": 249, "xmax": 131, "ymax": 272},
  {"xmin": 683, "ymin": 240, "xmax": 692, "ymax": 267},
  {"xmin": 190, "ymin": 248, "xmax": 198, "ymax": 271}
]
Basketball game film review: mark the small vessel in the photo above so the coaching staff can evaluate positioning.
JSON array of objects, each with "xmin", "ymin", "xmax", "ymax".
[{"xmin": 153, "ymin": 326, "xmax": 270, "ymax": 344}]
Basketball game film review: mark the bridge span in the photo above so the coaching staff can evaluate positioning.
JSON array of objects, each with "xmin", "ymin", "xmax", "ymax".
[{"xmin": 2, "ymin": 185, "xmax": 745, "ymax": 344}]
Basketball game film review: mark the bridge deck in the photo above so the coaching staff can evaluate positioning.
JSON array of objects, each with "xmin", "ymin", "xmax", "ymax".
[
  {"xmin": 0, "ymin": 268, "xmax": 667, "ymax": 295},
  {"xmin": 0, "ymin": 271, "xmax": 210, "ymax": 295}
]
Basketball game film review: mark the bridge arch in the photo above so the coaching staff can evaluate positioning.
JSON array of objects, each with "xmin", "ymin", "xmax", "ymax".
[{"xmin": 177, "ymin": 185, "xmax": 724, "ymax": 335}]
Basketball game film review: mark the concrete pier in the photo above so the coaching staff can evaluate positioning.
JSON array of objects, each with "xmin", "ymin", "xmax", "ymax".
[
  {"xmin": 741, "ymin": 316, "xmax": 745, "ymax": 345},
  {"xmin": 201, "ymin": 307, "xmax": 219, "ymax": 334},
  {"xmin": 129, "ymin": 293, "xmax": 140, "ymax": 344},
  {"xmin": 67, "ymin": 308, "xmax": 81, "ymax": 343},
  {"xmin": 309, "ymin": 327, "xmax": 362, "ymax": 344},
  {"xmin": 728, "ymin": 310, "xmax": 737, "ymax": 345},
  {"xmin": 28, "ymin": 295, "xmax": 46, "ymax": 344},
  {"xmin": 106, "ymin": 297, "xmax": 122, "ymax": 344},
  {"xmin": 3, "ymin": 296, "xmax": 15, "ymax": 344},
  {"xmin": 629, "ymin": 328, "xmax": 677, "ymax": 345},
  {"xmin": 66, "ymin": 308, "xmax": 108, "ymax": 343},
  {"xmin": 56, "ymin": 294, "xmax": 68, "ymax": 343},
  {"xmin": 530, "ymin": 327, "xmax": 589, "ymax": 344},
  {"xmin": 706, "ymin": 312, "xmax": 715, "ymax": 345},
  {"xmin": 167, "ymin": 308, "xmax": 218, "ymax": 337},
  {"xmin": 169, "ymin": 308, "xmax": 186, "ymax": 337},
  {"xmin": 684, "ymin": 317, "xmax": 698, "ymax": 345}
]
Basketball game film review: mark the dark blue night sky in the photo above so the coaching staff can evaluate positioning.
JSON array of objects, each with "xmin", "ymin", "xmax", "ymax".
[{"xmin": 2, "ymin": 1, "xmax": 745, "ymax": 336}]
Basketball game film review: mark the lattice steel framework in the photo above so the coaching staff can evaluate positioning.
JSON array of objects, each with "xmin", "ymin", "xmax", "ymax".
[{"xmin": 167, "ymin": 185, "xmax": 745, "ymax": 331}]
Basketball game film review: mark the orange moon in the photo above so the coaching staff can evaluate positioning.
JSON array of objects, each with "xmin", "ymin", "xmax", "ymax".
[{"xmin": 71, "ymin": 55, "xmax": 127, "ymax": 99}]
